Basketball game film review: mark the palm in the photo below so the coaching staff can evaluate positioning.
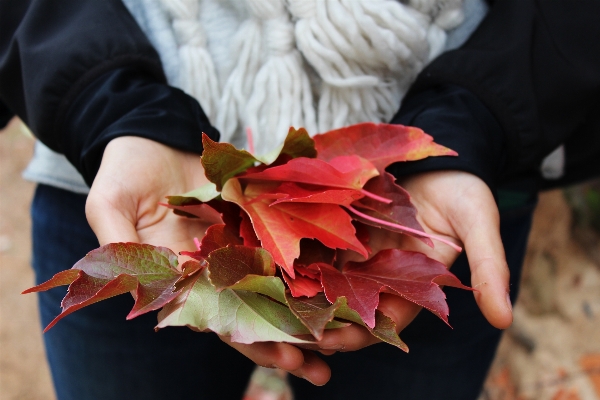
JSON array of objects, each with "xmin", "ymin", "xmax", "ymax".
[
  {"xmin": 86, "ymin": 136, "xmax": 210, "ymax": 254},
  {"xmin": 312, "ymin": 170, "xmax": 512, "ymax": 353}
]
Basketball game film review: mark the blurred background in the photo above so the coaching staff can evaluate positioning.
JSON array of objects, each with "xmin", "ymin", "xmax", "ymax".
[{"xmin": 1, "ymin": 119, "xmax": 599, "ymax": 400}]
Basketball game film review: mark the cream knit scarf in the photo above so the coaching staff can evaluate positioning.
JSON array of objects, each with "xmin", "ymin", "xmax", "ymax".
[{"xmin": 159, "ymin": 0, "xmax": 464, "ymax": 154}]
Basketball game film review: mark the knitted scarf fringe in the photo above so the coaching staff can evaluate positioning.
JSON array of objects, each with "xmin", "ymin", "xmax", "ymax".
[{"xmin": 161, "ymin": 0, "xmax": 464, "ymax": 154}]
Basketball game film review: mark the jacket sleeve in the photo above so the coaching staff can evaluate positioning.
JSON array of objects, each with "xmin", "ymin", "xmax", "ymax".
[
  {"xmin": 390, "ymin": 0, "xmax": 600, "ymax": 190},
  {"xmin": 0, "ymin": 101, "xmax": 13, "ymax": 129},
  {"xmin": 0, "ymin": 0, "xmax": 219, "ymax": 185}
]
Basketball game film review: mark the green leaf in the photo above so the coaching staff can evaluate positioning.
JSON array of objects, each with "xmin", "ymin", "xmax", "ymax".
[
  {"xmin": 257, "ymin": 127, "xmax": 317, "ymax": 164},
  {"xmin": 167, "ymin": 182, "xmax": 220, "ymax": 204},
  {"xmin": 333, "ymin": 297, "xmax": 408, "ymax": 351},
  {"xmin": 226, "ymin": 275, "xmax": 288, "ymax": 304},
  {"xmin": 156, "ymin": 271, "xmax": 313, "ymax": 344},
  {"xmin": 201, "ymin": 133, "xmax": 259, "ymax": 191}
]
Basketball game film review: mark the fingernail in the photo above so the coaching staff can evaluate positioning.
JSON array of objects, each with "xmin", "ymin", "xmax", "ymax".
[
  {"xmin": 321, "ymin": 343, "xmax": 344, "ymax": 350},
  {"xmin": 302, "ymin": 375, "xmax": 324, "ymax": 386},
  {"xmin": 505, "ymin": 292, "xmax": 513, "ymax": 313}
]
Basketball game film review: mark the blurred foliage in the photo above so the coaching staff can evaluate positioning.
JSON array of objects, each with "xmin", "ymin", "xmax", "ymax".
[{"xmin": 564, "ymin": 179, "xmax": 600, "ymax": 233}]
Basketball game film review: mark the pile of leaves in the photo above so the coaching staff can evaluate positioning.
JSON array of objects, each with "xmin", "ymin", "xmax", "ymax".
[{"xmin": 25, "ymin": 123, "xmax": 469, "ymax": 350}]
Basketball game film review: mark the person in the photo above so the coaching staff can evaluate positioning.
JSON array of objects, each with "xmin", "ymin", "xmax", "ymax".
[{"xmin": 1, "ymin": 0, "xmax": 599, "ymax": 399}]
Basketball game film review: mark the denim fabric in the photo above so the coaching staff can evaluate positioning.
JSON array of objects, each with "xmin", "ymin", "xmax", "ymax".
[
  {"xmin": 31, "ymin": 184, "xmax": 536, "ymax": 400},
  {"xmin": 31, "ymin": 184, "xmax": 255, "ymax": 400}
]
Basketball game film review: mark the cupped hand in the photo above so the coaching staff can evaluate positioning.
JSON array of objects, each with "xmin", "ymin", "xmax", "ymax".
[
  {"xmin": 86, "ymin": 136, "xmax": 331, "ymax": 386},
  {"xmin": 309, "ymin": 170, "xmax": 512, "ymax": 354}
]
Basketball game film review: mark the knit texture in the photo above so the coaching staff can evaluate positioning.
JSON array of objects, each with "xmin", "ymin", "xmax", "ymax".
[{"xmin": 157, "ymin": 0, "xmax": 465, "ymax": 154}]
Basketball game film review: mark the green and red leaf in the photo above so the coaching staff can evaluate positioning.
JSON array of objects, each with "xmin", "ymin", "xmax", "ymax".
[
  {"xmin": 284, "ymin": 292, "xmax": 343, "ymax": 340},
  {"xmin": 332, "ymin": 297, "xmax": 408, "ymax": 351},
  {"xmin": 24, "ymin": 243, "xmax": 183, "ymax": 331},
  {"xmin": 201, "ymin": 134, "xmax": 259, "ymax": 191},
  {"xmin": 258, "ymin": 127, "xmax": 317, "ymax": 164},
  {"xmin": 156, "ymin": 270, "xmax": 313, "ymax": 344}
]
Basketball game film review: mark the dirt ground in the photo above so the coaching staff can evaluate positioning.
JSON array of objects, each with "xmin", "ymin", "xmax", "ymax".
[{"xmin": 1, "ymin": 120, "xmax": 599, "ymax": 400}]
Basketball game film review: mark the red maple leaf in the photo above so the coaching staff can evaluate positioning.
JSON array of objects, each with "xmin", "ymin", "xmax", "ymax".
[
  {"xmin": 241, "ymin": 156, "xmax": 378, "ymax": 190},
  {"xmin": 222, "ymin": 179, "xmax": 367, "ymax": 277},
  {"xmin": 313, "ymin": 122, "xmax": 457, "ymax": 172}
]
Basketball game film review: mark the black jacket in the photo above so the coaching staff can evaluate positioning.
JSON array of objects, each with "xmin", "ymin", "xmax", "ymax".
[{"xmin": 1, "ymin": 0, "xmax": 599, "ymax": 191}]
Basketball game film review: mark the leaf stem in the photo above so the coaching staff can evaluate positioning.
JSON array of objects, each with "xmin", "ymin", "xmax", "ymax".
[
  {"xmin": 246, "ymin": 127, "xmax": 255, "ymax": 154},
  {"xmin": 346, "ymin": 206, "xmax": 462, "ymax": 252},
  {"xmin": 359, "ymin": 189, "xmax": 392, "ymax": 204}
]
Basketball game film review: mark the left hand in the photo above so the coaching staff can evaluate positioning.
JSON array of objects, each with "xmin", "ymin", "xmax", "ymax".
[{"xmin": 307, "ymin": 170, "xmax": 512, "ymax": 354}]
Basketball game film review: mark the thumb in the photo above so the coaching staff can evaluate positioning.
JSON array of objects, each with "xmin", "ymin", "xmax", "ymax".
[
  {"xmin": 458, "ymin": 201, "xmax": 512, "ymax": 329},
  {"xmin": 86, "ymin": 190, "xmax": 140, "ymax": 245}
]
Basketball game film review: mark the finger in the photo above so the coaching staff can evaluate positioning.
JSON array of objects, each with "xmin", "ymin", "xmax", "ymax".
[
  {"xmin": 223, "ymin": 339, "xmax": 331, "ymax": 386},
  {"xmin": 376, "ymin": 293, "xmax": 422, "ymax": 332},
  {"xmin": 458, "ymin": 203, "xmax": 512, "ymax": 329},
  {"xmin": 289, "ymin": 349, "xmax": 331, "ymax": 386},
  {"xmin": 85, "ymin": 191, "xmax": 140, "ymax": 245},
  {"xmin": 315, "ymin": 324, "xmax": 376, "ymax": 352}
]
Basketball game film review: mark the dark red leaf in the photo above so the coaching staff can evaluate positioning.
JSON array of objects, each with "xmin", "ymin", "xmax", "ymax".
[
  {"xmin": 296, "ymin": 239, "xmax": 336, "ymax": 267},
  {"xmin": 127, "ymin": 277, "xmax": 184, "ymax": 320},
  {"xmin": 239, "ymin": 211, "xmax": 261, "ymax": 247},
  {"xmin": 180, "ymin": 224, "xmax": 242, "ymax": 261},
  {"xmin": 207, "ymin": 245, "xmax": 276, "ymax": 290},
  {"xmin": 318, "ymin": 249, "xmax": 470, "ymax": 328},
  {"xmin": 350, "ymin": 172, "xmax": 433, "ymax": 246},
  {"xmin": 318, "ymin": 263, "xmax": 381, "ymax": 329},
  {"xmin": 174, "ymin": 260, "xmax": 206, "ymax": 292},
  {"xmin": 206, "ymin": 200, "xmax": 244, "ymax": 234},
  {"xmin": 353, "ymin": 222, "xmax": 372, "ymax": 254}
]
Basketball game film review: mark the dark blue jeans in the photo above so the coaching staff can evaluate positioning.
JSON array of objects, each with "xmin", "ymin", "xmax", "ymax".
[{"xmin": 31, "ymin": 184, "xmax": 536, "ymax": 399}]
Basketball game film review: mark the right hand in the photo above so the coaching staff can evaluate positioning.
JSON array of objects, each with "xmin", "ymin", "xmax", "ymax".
[{"xmin": 86, "ymin": 136, "xmax": 332, "ymax": 386}]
